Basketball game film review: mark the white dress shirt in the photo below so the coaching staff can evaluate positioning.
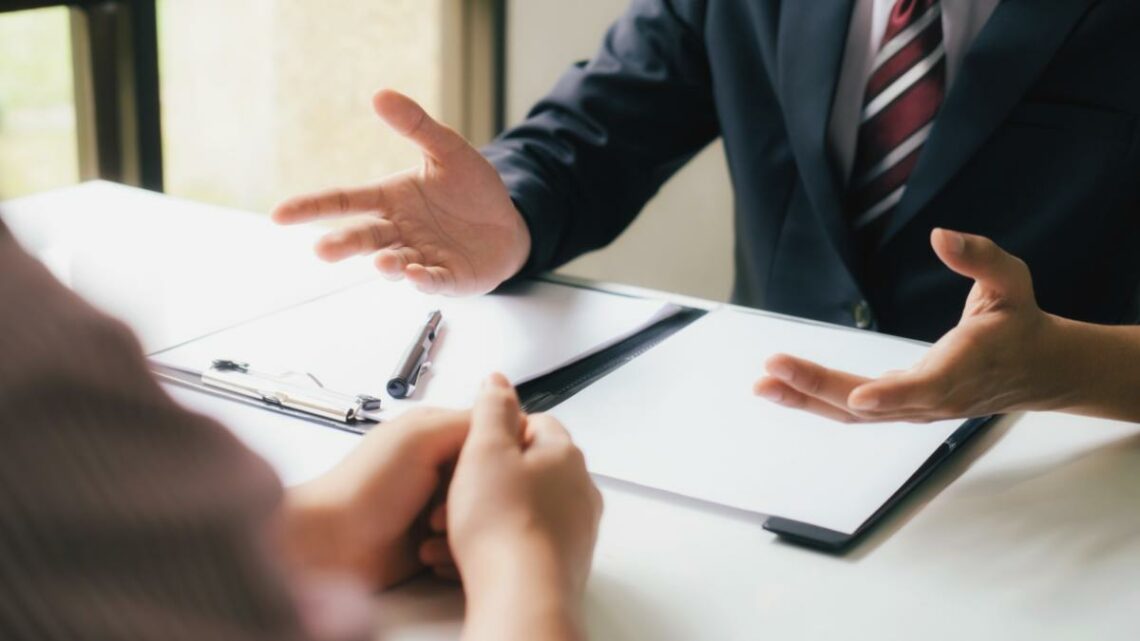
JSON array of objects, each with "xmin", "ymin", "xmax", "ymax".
[{"xmin": 829, "ymin": 0, "xmax": 1001, "ymax": 186}]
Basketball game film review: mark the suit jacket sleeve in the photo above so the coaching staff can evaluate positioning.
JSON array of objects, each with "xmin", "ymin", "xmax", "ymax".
[
  {"xmin": 0, "ymin": 223, "xmax": 312, "ymax": 641},
  {"xmin": 484, "ymin": 0, "xmax": 718, "ymax": 275}
]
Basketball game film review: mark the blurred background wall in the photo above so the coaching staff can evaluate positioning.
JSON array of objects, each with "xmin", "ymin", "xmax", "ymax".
[
  {"xmin": 160, "ymin": 0, "xmax": 443, "ymax": 210},
  {"xmin": 507, "ymin": 1, "xmax": 735, "ymax": 301}
]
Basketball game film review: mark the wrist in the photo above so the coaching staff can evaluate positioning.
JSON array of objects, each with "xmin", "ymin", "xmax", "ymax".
[
  {"xmin": 1045, "ymin": 315, "xmax": 1137, "ymax": 419},
  {"xmin": 463, "ymin": 553, "xmax": 584, "ymax": 641},
  {"xmin": 281, "ymin": 482, "xmax": 355, "ymax": 576},
  {"xmin": 462, "ymin": 532, "xmax": 582, "ymax": 604},
  {"xmin": 1035, "ymin": 314, "xmax": 1108, "ymax": 414}
]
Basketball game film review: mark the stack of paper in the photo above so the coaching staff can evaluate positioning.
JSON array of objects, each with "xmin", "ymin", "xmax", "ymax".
[{"xmin": 550, "ymin": 307, "xmax": 962, "ymax": 536}]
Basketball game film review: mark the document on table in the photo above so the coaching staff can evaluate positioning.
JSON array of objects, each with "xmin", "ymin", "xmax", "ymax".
[
  {"xmin": 550, "ymin": 307, "xmax": 962, "ymax": 536},
  {"xmin": 152, "ymin": 278, "xmax": 683, "ymax": 415},
  {"xmin": 3, "ymin": 182, "xmax": 378, "ymax": 353}
]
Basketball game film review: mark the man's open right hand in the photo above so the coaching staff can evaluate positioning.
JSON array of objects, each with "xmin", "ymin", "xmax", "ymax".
[{"xmin": 272, "ymin": 89, "xmax": 531, "ymax": 296}]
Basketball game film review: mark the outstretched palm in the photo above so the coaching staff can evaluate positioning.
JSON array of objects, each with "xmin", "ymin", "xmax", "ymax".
[
  {"xmin": 272, "ymin": 90, "xmax": 531, "ymax": 296},
  {"xmin": 754, "ymin": 229, "xmax": 1058, "ymax": 423}
]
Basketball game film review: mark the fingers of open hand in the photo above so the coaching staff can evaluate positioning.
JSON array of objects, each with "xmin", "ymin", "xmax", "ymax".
[
  {"xmin": 761, "ymin": 354, "xmax": 870, "ymax": 406},
  {"xmin": 757, "ymin": 377, "xmax": 953, "ymax": 423},
  {"xmin": 753, "ymin": 378, "xmax": 867, "ymax": 423},
  {"xmin": 374, "ymin": 247, "xmax": 461, "ymax": 296},
  {"xmin": 315, "ymin": 219, "xmax": 401, "ymax": 262},
  {"xmin": 755, "ymin": 355, "xmax": 964, "ymax": 423},
  {"xmin": 848, "ymin": 371, "xmax": 963, "ymax": 420},
  {"xmin": 373, "ymin": 89, "xmax": 469, "ymax": 161},
  {"xmin": 405, "ymin": 264, "xmax": 457, "ymax": 296},
  {"xmin": 931, "ymin": 228, "xmax": 1033, "ymax": 303},
  {"xmin": 271, "ymin": 186, "xmax": 385, "ymax": 224},
  {"xmin": 374, "ymin": 247, "xmax": 423, "ymax": 279}
]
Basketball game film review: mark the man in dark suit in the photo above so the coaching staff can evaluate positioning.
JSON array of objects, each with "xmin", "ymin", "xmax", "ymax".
[{"xmin": 273, "ymin": 0, "xmax": 1140, "ymax": 419}]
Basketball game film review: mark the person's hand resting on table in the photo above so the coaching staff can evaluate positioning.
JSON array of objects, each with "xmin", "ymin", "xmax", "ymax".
[
  {"xmin": 448, "ymin": 373, "xmax": 604, "ymax": 641},
  {"xmin": 754, "ymin": 228, "xmax": 1140, "ymax": 424},
  {"xmin": 282, "ymin": 374, "xmax": 602, "ymax": 641},
  {"xmin": 271, "ymin": 90, "xmax": 531, "ymax": 296},
  {"xmin": 282, "ymin": 407, "xmax": 470, "ymax": 589}
]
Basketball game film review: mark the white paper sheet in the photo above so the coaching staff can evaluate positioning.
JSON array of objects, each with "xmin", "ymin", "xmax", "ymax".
[
  {"xmin": 550, "ymin": 307, "xmax": 963, "ymax": 535},
  {"xmin": 152, "ymin": 278, "xmax": 682, "ymax": 415},
  {"xmin": 3, "ymin": 182, "xmax": 377, "ymax": 353}
]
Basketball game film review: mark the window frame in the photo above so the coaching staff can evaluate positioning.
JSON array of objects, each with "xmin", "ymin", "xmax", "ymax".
[{"xmin": 442, "ymin": 0, "xmax": 507, "ymax": 146}]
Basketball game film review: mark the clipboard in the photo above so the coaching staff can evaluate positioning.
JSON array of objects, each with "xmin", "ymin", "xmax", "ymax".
[{"xmin": 152, "ymin": 360, "xmax": 381, "ymax": 435}]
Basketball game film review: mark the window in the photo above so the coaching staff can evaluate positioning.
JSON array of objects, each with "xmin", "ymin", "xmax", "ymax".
[
  {"xmin": 0, "ymin": 6, "xmax": 80, "ymax": 198},
  {"xmin": 0, "ymin": 0, "xmax": 500, "ymax": 212}
]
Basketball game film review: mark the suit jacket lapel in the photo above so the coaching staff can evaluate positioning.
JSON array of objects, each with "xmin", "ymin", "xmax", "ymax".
[
  {"xmin": 777, "ymin": 0, "xmax": 858, "ymax": 274},
  {"xmin": 880, "ymin": 0, "xmax": 1099, "ymax": 247}
]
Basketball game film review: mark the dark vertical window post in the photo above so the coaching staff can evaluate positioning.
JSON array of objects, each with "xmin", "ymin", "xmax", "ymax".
[{"xmin": 1, "ymin": 0, "xmax": 163, "ymax": 191}]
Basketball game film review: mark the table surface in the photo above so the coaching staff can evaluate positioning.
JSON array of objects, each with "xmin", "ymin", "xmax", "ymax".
[{"xmin": 4, "ymin": 182, "xmax": 1138, "ymax": 640}]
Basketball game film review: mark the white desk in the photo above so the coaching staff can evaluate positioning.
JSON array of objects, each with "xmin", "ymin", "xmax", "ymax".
[{"xmin": 5, "ymin": 183, "xmax": 1139, "ymax": 640}]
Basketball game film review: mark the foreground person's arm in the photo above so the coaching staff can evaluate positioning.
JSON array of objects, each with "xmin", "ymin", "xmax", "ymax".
[{"xmin": 0, "ymin": 223, "xmax": 312, "ymax": 640}]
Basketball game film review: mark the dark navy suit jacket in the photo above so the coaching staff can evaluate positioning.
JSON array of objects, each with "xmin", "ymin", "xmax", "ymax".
[{"xmin": 484, "ymin": 0, "xmax": 1140, "ymax": 342}]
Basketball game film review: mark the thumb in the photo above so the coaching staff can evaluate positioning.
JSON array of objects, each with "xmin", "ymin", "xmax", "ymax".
[
  {"xmin": 930, "ymin": 228, "xmax": 1034, "ymax": 302},
  {"xmin": 468, "ymin": 373, "xmax": 523, "ymax": 450},
  {"xmin": 373, "ymin": 89, "xmax": 468, "ymax": 161}
]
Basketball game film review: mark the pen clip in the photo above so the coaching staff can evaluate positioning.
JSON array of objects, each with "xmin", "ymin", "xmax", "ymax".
[{"xmin": 410, "ymin": 360, "xmax": 431, "ymax": 386}]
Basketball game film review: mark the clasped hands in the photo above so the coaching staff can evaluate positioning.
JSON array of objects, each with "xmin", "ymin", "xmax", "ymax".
[{"xmin": 282, "ymin": 374, "xmax": 603, "ymax": 609}]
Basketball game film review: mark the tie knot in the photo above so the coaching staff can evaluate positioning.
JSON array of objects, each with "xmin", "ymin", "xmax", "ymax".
[{"xmin": 886, "ymin": 0, "xmax": 942, "ymax": 44}]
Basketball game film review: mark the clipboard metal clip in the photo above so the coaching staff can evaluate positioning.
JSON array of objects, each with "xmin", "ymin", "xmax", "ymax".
[{"xmin": 204, "ymin": 359, "xmax": 382, "ymax": 424}]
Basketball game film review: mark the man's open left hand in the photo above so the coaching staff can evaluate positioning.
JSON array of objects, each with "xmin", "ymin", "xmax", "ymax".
[{"xmin": 753, "ymin": 229, "xmax": 1070, "ymax": 423}]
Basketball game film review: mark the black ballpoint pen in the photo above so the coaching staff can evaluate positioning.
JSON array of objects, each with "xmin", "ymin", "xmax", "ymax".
[{"xmin": 387, "ymin": 310, "xmax": 443, "ymax": 399}]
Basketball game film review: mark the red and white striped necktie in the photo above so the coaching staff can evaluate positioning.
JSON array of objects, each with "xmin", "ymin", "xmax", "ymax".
[{"xmin": 848, "ymin": 0, "xmax": 946, "ymax": 238}]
